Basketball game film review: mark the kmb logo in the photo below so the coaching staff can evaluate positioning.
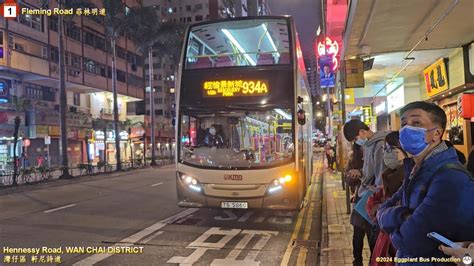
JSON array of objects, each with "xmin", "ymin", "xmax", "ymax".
[
  {"xmin": 224, "ymin": 174, "xmax": 243, "ymax": 181},
  {"xmin": 0, "ymin": 0, "xmax": 20, "ymax": 19}
]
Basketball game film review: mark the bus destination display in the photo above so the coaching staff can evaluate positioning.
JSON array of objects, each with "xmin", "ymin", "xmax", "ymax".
[{"xmin": 203, "ymin": 80, "xmax": 269, "ymax": 97}]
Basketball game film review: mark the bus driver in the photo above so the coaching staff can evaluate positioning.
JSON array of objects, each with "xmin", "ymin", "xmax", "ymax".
[{"xmin": 203, "ymin": 126, "xmax": 225, "ymax": 148}]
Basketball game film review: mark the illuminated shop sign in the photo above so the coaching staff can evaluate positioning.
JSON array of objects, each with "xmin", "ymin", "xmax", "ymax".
[
  {"xmin": 387, "ymin": 86, "xmax": 405, "ymax": 113},
  {"xmin": 203, "ymin": 80, "xmax": 269, "ymax": 97},
  {"xmin": 317, "ymin": 37, "xmax": 339, "ymax": 70},
  {"xmin": 423, "ymin": 58, "xmax": 448, "ymax": 97},
  {"xmin": 375, "ymin": 101, "xmax": 386, "ymax": 115},
  {"xmin": 0, "ymin": 79, "xmax": 10, "ymax": 103}
]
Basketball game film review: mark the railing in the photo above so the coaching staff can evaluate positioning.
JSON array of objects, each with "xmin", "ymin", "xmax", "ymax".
[{"xmin": 0, "ymin": 157, "xmax": 175, "ymax": 188}]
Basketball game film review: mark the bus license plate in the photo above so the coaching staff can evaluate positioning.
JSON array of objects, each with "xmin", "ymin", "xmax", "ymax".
[{"xmin": 221, "ymin": 201, "xmax": 248, "ymax": 209}]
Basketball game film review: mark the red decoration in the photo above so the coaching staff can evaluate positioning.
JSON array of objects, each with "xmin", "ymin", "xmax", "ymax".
[
  {"xmin": 461, "ymin": 94, "xmax": 474, "ymax": 119},
  {"xmin": 316, "ymin": 37, "xmax": 340, "ymax": 71}
]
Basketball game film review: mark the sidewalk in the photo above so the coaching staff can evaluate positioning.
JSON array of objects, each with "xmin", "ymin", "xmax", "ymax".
[
  {"xmin": 0, "ymin": 163, "xmax": 174, "ymax": 194},
  {"xmin": 0, "ymin": 159, "xmax": 174, "ymax": 187},
  {"xmin": 320, "ymin": 169, "xmax": 371, "ymax": 266}
]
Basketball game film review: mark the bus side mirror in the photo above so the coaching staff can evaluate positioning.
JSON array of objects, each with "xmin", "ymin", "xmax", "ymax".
[{"xmin": 297, "ymin": 109, "xmax": 306, "ymax": 125}]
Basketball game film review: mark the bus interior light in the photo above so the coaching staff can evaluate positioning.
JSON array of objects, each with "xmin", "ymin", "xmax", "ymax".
[
  {"xmin": 274, "ymin": 109, "xmax": 291, "ymax": 119},
  {"xmin": 221, "ymin": 29, "xmax": 256, "ymax": 66}
]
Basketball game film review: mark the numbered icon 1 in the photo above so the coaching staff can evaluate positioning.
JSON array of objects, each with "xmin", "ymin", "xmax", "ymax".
[{"xmin": 1, "ymin": 1, "xmax": 19, "ymax": 19}]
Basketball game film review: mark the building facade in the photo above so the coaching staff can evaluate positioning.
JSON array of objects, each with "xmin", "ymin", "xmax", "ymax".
[{"xmin": 0, "ymin": 0, "xmax": 145, "ymax": 173}]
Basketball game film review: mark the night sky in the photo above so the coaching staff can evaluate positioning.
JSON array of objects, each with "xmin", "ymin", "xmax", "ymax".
[{"xmin": 269, "ymin": 0, "xmax": 321, "ymax": 60}]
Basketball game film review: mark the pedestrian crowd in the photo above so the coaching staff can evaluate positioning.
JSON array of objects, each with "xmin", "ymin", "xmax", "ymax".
[{"xmin": 341, "ymin": 101, "xmax": 474, "ymax": 266}]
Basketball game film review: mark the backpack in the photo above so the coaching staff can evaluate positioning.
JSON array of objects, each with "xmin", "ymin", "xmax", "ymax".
[{"xmin": 433, "ymin": 162, "xmax": 474, "ymax": 182}]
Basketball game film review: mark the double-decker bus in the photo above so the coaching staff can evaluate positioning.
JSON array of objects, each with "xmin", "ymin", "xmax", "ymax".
[{"xmin": 175, "ymin": 16, "xmax": 313, "ymax": 210}]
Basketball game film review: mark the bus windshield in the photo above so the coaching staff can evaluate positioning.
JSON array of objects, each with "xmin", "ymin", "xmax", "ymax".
[
  {"xmin": 185, "ymin": 19, "xmax": 290, "ymax": 69},
  {"xmin": 179, "ymin": 108, "xmax": 294, "ymax": 168}
]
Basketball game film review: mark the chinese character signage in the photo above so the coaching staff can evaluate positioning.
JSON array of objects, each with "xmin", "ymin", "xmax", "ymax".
[
  {"xmin": 361, "ymin": 106, "xmax": 373, "ymax": 126},
  {"xmin": 30, "ymin": 110, "xmax": 92, "ymax": 127},
  {"xmin": 423, "ymin": 58, "xmax": 448, "ymax": 97},
  {"xmin": 203, "ymin": 80, "xmax": 269, "ymax": 97}
]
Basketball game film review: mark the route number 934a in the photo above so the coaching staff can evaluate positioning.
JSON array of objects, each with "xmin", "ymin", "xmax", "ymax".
[{"xmin": 242, "ymin": 81, "xmax": 268, "ymax": 94}]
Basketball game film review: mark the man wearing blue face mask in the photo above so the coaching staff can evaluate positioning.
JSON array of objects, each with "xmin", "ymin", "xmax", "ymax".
[{"xmin": 377, "ymin": 101, "xmax": 474, "ymax": 265}]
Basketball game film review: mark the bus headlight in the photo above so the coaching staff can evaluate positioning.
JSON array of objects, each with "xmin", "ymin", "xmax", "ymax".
[
  {"xmin": 181, "ymin": 174, "xmax": 202, "ymax": 192},
  {"xmin": 268, "ymin": 174, "xmax": 292, "ymax": 194}
]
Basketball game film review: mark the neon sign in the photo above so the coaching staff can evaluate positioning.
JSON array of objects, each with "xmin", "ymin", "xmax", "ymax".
[
  {"xmin": 317, "ymin": 37, "xmax": 339, "ymax": 70},
  {"xmin": 203, "ymin": 80, "xmax": 269, "ymax": 97}
]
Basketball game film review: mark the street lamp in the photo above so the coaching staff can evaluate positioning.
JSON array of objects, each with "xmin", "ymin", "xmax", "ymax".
[{"xmin": 317, "ymin": 112, "xmax": 323, "ymax": 117}]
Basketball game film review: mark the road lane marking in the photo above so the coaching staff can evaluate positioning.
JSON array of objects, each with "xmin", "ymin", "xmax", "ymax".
[
  {"xmin": 210, "ymin": 230, "xmax": 278, "ymax": 265},
  {"xmin": 245, "ymin": 231, "xmax": 274, "ymax": 260},
  {"xmin": 44, "ymin": 204, "xmax": 76, "ymax": 213},
  {"xmin": 140, "ymin": 231, "xmax": 164, "ymax": 244},
  {"xmin": 297, "ymin": 160, "xmax": 322, "ymax": 265},
  {"xmin": 214, "ymin": 210, "xmax": 238, "ymax": 221},
  {"xmin": 226, "ymin": 234, "xmax": 254, "ymax": 259},
  {"xmin": 237, "ymin": 211, "xmax": 254, "ymax": 222},
  {"xmin": 279, "ymin": 197, "xmax": 308, "ymax": 265},
  {"xmin": 168, "ymin": 227, "xmax": 241, "ymax": 264},
  {"xmin": 297, "ymin": 164, "xmax": 321, "ymax": 264},
  {"xmin": 151, "ymin": 182, "xmax": 163, "ymax": 187},
  {"xmin": 280, "ymin": 157, "xmax": 322, "ymax": 266},
  {"xmin": 73, "ymin": 208, "xmax": 198, "ymax": 266}
]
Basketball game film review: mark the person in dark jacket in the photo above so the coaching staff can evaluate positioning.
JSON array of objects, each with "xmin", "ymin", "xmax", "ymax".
[
  {"xmin": 445, "ymin": 141, "xmax": 466, "ymax": 164},
  {"xmin": 345, "ymin": 142, "xmax": 373, "ymax": 266},
  {"xmin": 377, "ymin": 101, "xmax": 474, "ymax": 265},
  {"xmin": 344, "ymin": 119, "xmax": 390, "ymax": 265}
]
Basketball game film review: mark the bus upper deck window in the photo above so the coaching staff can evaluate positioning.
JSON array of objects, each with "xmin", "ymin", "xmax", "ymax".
[
  {"xmin": 257, "ymin": 53, "xmax": 274, "ymax": 65},
  {"xmin": 188, "ymin": 57, "xmax": 212, "ymax": 69},
  {"xmin": 215, "ymin": 56, "xmax": 233, "ymax": 67}
]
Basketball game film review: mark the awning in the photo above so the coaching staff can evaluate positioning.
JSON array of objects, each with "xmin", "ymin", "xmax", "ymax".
[{"xmin": 343, "ymin": 0, "xmax": 474, "ymax": 59}]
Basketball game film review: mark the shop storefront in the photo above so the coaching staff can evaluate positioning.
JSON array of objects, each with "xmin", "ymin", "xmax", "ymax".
[
  {"xmin": 0, "ymin": 110, "xmax": 26, "ymax": 172},
  {"xmin": 425, "ymin": 44, "xmax": 474, "ymax": 158},
  {"xmin": 28, "ymin": 109, "xmax": 93, "ymax": 168},
  {"xmin": 129, "ymin": 126, "xmax": 145, "ymax": 162},
  {"xmin": 373, "ymin": 100, "xmax": 389, "ymax": 131},
  {"xmin": 89, "ymin": 130, "xmax": 130, "ymax": 165}
]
